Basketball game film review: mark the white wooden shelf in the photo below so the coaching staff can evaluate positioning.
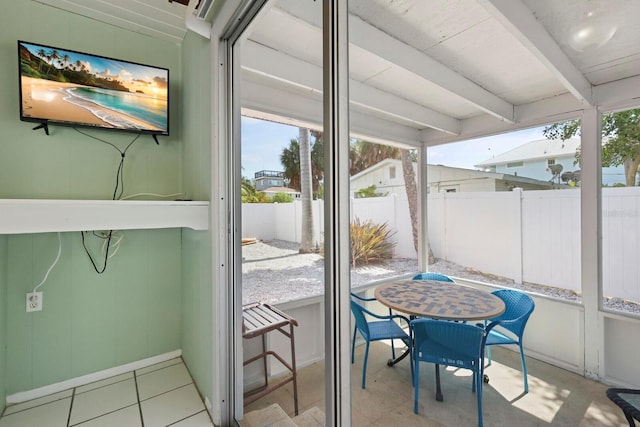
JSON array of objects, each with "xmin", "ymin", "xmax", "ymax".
[{"xmin": 0, "ymin": 199, "xmax": 209, "ymax": 234}]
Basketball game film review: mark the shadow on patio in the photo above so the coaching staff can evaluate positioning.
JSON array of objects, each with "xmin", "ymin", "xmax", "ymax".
[{"xmin": 243, "ymin": 343, "xmax": 628, "ymax": 426}]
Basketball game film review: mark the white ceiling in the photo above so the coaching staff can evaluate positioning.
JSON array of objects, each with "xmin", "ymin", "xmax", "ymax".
[
  {"xmin": 38, "ymin": 0, "xmax": 640, "ymax": 148},
  {"xmin": 34, "ymin": 0, "xmax": 190, "ymax": 44},
  {"xmin": 242, "ymin": 0, "xmax": 640, "ymax": 147}
]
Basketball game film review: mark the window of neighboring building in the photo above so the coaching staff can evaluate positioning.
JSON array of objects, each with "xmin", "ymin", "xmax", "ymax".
[
  {"xmin": 547, "ymin": 159, "xmax": 556, "ymax": 166},
  {"xmin": 507, "ymin": 161, "xmax": 524, "ymax": 168}
]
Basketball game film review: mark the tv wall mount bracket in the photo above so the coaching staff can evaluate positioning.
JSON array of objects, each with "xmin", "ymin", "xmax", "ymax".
[
  {"xmin": 32, "ymin": 121, "xmax": 159, "ymax": 144},
  {"xmin": 32, "ymin": 122, "xmax": 49, "ymax": 135}
]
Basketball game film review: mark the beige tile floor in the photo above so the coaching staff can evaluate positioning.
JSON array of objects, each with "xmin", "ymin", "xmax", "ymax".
[
  {"xmin": 0, "ymin": 358, "xmax": 214, "ymax": 427},
  {"xmin": 2, "ymin": 346, "xmax": 631, "ymax": 426},
  {"xmin": 244, "ymin": 343, "xmax": 632, "ymax": 427}
]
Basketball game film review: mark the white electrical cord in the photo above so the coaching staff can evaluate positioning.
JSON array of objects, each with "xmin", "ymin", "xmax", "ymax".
[
  {"xmin": 33, "ymin": 232, "xmax": 62, "ymax": 294},
  {"xmin": 100, "ymin": 230, "xmax": 124, "ymax": 259},
  {"xmin": 85, "ymin": 193, "xmax": 186, "ymax": 268}
]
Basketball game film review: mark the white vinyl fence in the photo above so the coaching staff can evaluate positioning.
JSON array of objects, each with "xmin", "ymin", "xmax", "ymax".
[
  {"xmin": 242, "ymin": 187, "xmax": 640, "ymax": 302},
  {"xmin": 602, "ymin": 187, "xmax": 640, "ymax": 303},
  {"xmin": 242, "ymin": 200, "xmax": 324, "ymax": 246},
  {"xmin": 242, "ymin": 196, "xmax": 415, "ymax": 257}
]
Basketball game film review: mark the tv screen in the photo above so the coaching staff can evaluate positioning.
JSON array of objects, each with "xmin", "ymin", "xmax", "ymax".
[{"xmin": 18, "ymin": 40, "xmax": 169, "ymax": 136}]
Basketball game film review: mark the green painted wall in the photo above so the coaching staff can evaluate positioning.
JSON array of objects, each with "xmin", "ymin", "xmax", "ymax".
[
  {"xmin": 6, "ymin": 230, "xmax": 182, "ymax": 393},
  {"xmin": 180, "ymin": 31, "xmax": 213, "ymax": 407},
  {"xmin": 0, "ymin": 235, "xmax": 7, "ymax": 414},
  {"xmin": 0, "ymin": 2, "xmax": 183, "ymax": 199},
  {"xmin": 0, "ymin": 2, "xmax": 189, "ymax": 396}
]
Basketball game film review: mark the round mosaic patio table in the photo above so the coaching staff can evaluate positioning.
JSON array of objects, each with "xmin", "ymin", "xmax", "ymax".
[
  {"xmin": 374, "ymin": 279, "xmax": 505, "ymax": 321},
  {"xmin": 374, "ymin": 279, "xmax": 507, "ymax": 402}
]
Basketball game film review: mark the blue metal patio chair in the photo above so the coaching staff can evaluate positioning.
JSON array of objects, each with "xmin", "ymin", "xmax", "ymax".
[
  {"xmin": 483, "ymin": 289, "xmax": 535, "ymax": 393},
  {"xmin": 351, "ymin": 292, "xmax": 391, "ymax": 355},
  {"xmin": 350, "ymin": 298, "xmax": 412, "ymax": 389},
  {"xmin": 411, "ymin": 318, "xmax": 491, "ymax": 427},
  {"xmin": 412, "ymin": 272, "xmax": 455, "ymax": 282},
  {"xmin": 351, "ymin": 291, "xmax": 387, "ymax": 310}
]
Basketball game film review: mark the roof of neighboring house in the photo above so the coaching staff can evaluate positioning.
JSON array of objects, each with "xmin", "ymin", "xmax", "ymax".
[
  {"xmin": 426, "ymin": 163, "xmax": 558, "ymax": 188},
  {"xmin": 350, "ymin": 158, "xmax": 558, "ymax": 188},
  {"xmin": 475, "ymin": 138, "xmax": 580, "ymax": 168},
  {"xmin": 262, "ymin": 186, "xmax": 299, "ymax": 194}
]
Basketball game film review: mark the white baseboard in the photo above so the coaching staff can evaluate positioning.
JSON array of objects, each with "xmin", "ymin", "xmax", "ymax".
[{"xmin": 6, "ymin": 349, "xmax": 182, "ymax": 405}]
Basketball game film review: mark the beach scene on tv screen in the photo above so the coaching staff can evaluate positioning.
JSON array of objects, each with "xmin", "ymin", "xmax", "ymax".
[{"xmin": 19, "ymin": 41, "xmax": 168, "ymax": 133}]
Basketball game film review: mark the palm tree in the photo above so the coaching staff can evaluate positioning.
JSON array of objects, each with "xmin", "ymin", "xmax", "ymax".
[
  {"xmin": 310, "ymin": 130, "xmax": 324, "ymax": 197},
  {"xmin": 45, "ymin": 49, "xmax": 60, "ymax": 76},
  {"xmin": 299, "ymin": 128, "xmax": 316, "ymax": 253},
  {"xmin": 350, "ymin": 140, "xmax": 400, "ymax": 175},
  {"xmin": 37, "ymin": 49, "xmax": 47, "ymax": 73},
  {"xmin": 61, "ymin": 54, "xmax": 71, "ymax": 79},
  {"xmin": 400, "ymin": 149, "xmax": 435, "ymax": 263},
  {"xmin": 349, "ymin": 140, "xmax": 434, "ymax": 263},
  {"xmin": 281, "ymin": 134, "xmax": 430, "ymax": 259},
  {"xmin": 281, "ymin": 131, "xmax": 325, "ymax": 195},
  {"xmin": 241, "ymin": 177, "xmax": 269, "ymax": 203},
  {"xmin": 280, "ymin": 139, "xmax": 301, "ymax": 191}
]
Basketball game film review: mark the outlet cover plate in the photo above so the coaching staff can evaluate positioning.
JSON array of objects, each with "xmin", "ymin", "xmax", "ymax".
[{"xmin": 26, "ymin": 292, "xmax": 43, "ymax": 312}]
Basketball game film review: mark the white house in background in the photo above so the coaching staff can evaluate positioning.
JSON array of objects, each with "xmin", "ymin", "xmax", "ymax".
[
  {"xmin": 475, "ymin": 138, "xmax": 627, "ymax": 186},
  {"xmin": 262, "ymin": 186, "xmax": 301, "ymax": 199},
  {"xmin": 350, "ymin": 158, "xmax": 561, "ymax": 196},
  {"xmin": 254, "ymin": 170, "xmax": 300, "ymax": 199},
  {"xmin": 425, "ymin": 163, "xmax": 562, "ymax": 192},
  {"xmin": 350, "ymin": 159, "xmax": 407, "ymax": 197},
  {"xmin": 255, "ymin": 170, "xmax": 286, "ymax": 190}
]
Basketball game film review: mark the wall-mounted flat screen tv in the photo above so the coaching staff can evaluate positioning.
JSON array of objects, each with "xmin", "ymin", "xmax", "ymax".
[{"xmin": 18, "ymin": 40, "xmax": 169, "ymax": 137}]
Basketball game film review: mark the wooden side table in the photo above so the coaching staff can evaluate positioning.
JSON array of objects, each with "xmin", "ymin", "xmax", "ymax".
[{"xmin": 242, "ymin": 303, "xmax": 299, "ymax": 415}]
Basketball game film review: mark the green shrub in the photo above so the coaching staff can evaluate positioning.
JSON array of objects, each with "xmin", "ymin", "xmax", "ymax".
[
  {"xmin": 350, "ymin": 217, "xmax": 396, "ymax": 267},
  {"xmin": 272, "ymin": 192, "xmax": 294, "ymax": 203},
  {"xmin": 241, "ymin": 179, "xmax": 271, "ymax": 203},
  {"xmin": 354, "ymin": 184, "xmax": 387, "ymax": 198}
]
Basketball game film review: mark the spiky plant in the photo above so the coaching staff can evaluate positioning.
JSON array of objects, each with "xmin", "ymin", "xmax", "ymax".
[{"xmin": 350, "ymin": 218, "xmax": 396, "ymax": 267}]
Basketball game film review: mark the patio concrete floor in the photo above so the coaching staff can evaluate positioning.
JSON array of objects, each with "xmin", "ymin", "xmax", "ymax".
[{"xmin": 243, "ymin": 343, "xmax": 629, "ymax": 426}]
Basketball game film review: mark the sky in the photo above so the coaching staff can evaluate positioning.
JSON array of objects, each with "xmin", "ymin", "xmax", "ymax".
[
  {"xmin": 242, "ymin": 117, "xmax": 301, "ymax": 179},
  {"xmin": 241, "ymin": 116, "xmax": 548, "ymax": 179},
  {"xmin": 427, "ymin": 126, "xmax": 547, "ymax": 169},
  {"xmin": 21, "ymin": 41, "xmax": 168, "ymax": 97}
]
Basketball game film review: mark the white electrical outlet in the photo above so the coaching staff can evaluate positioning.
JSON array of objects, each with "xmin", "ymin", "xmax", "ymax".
[{"xmin": 26, "ymin": 291, "xmax": 43, "ymax": 312}]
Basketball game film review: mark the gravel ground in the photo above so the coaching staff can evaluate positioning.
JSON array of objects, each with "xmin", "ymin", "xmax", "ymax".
[
  {"xmin": 242, "ymin": 239, "xmax": 640, "ymax": 315},
  {"xmin": 242, "ymin": 239, "xmax": 417, "ymax": 304}
]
